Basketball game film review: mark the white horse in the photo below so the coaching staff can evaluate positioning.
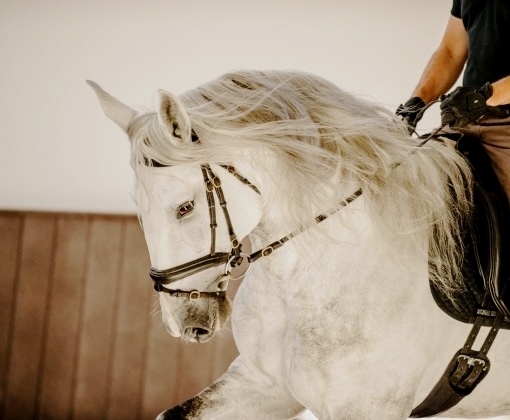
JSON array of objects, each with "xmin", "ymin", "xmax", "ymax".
[{"xmin": 88, "ymin": 70, "xmax": 510, "ymax": 419}]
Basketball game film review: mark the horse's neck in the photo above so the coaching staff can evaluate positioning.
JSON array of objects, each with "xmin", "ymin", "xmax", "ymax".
[
  {"xmin": 249, "ymin": 192, "xmax": 366, "ymax": 268},
  {"xmin": 238, "ymin": 155, "xmax": 429, "ymax": 297},
  {"xmin": 247, "ymin": 190, "xmax": 430, "ymax": 298},
  {"xmin": 245, "ymin": 161, "xmax": 346, "ymax": 236}
]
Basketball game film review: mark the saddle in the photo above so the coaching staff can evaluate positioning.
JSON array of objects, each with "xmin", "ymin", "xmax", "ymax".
[
  {"xmin": 429, "ymin": 132, "xmax": 510, "ymax": 328},
  {"xmin": 409, "ymin": 132, "xmax": 510, "ymax": 418}
]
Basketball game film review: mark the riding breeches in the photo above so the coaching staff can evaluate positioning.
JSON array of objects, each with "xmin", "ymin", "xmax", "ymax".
[{"xmin": 445, "ymin": 113, "xmax": 510, "ymax": 206}]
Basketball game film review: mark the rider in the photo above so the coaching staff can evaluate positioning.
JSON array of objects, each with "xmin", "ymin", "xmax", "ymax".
[{"xmin": 396, "ymin": 0, "xmax": 510, "ymax": 204}]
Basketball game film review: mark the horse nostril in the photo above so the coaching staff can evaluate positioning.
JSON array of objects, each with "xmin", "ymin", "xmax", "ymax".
[
  {"xmin": 194, "ymin": 327, "xmax": 209, "ymax": 336},
  {"xmin": 183, "ymin": 326, "xmax": 211, "ymax": 341}
]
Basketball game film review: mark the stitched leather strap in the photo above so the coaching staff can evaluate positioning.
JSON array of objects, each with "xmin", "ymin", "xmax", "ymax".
[
  {"xmin": 410, "ymin": 294, "xmax": 503, "ymax": 417},
  {"xmin": 248, "ymin": 188, "xmax": 363, "ymax": 263},
  {"xmin": 153, "ymin": 286, "xmax": 227, "ymax": 300},
  {"xmin": 150, "ymin": 254, "xmax": 230, "ymax": 285}
]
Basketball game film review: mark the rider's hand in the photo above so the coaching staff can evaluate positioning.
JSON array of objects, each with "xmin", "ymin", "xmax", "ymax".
[
  {"xmin": 440, "ymin": 82, "xmax": 492, "ymax": 128},
  {"xmin": 396, "ymin": 97, "xmax": 426, "ymax": 131}
]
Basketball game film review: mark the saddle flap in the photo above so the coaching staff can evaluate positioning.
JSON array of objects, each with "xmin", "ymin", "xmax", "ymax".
[{"xmin": 456, "ymin": 135, "xmax": 510, "ymax": 319}]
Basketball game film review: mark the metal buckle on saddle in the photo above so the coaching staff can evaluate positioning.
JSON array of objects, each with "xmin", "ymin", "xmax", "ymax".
[
  {"xmin": 449, "ymin": 352, "xmax": 490, "ymax": 394},
  {"xmin": 410, "ymin": 292, "xmax": 504, "ymax": 418}
]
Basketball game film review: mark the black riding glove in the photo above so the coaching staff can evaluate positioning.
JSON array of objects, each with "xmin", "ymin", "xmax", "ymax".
[
  {"xmin": 440, "ymin": 82, "xmax": 492, "ymax": 128},
  {"xmin": 396, "ymin": 97, "xmax": 426, "ymax": 129}
]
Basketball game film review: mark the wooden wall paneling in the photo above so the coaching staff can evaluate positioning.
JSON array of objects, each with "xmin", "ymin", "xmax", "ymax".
[
  {"xmin": 72, "ymin": 216, "xmax": 124, "ymax": 419},
  {"xmin": 37, "ymin": 214, "xmax": 90, "ymax": 419},
  {"xmin": 0, "ymin": 211, "xmax": 243, "ymax": 419},
  {"xmin": 173, "ymin": 339, "xmax": 218, "ymax": 405},
  {"xmin": 140, "ymin": 300, "xmax": 183, "ymax": 418},
  {"xmin": 2, "ymin": 213, "xmax": 57, "ymax": 420},
  {"xmin": 0, "ymin": 212, "xmax": 23, "ymax": 414},
  {"xmin": 106, "ymin": 218, "xmax": 152, "ymax": 420}
]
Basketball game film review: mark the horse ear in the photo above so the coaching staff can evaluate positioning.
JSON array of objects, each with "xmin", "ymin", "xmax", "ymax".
[
  {"xmin": 157, "ymin": 90, "xmax": 192, "ymax": 146},
  {"xmin": 86, "ymin": 80, "xmax": 136, "ymax": 133}
]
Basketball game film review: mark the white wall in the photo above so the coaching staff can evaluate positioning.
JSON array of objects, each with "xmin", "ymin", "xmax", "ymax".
[{"xmin": 0, "ymin": 0, "xmax": 452, "ymax": 214}]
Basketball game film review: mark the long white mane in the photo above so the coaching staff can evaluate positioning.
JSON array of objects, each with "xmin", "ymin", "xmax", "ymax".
[{"xmin": 127, "ymin": 70, "xmax": 473, "ymax": 297}]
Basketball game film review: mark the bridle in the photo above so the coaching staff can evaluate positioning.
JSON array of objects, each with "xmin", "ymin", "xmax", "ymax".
[
  {"xmin": 149, "ymin": 163, "xmax": 260, "ymax": 300},
  {"xmin": 149, "ymin": 161, "xmax": 363, "ymax": 300},
  {"xmin": 149, "ymin": 120, "xmax": 438, "ymax": 300}
]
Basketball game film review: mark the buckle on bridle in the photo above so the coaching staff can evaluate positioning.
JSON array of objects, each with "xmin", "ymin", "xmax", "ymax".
[
  {"xmin": 206, "ymin": 180, "xmax": 214, "ymax": 192},
  {"xmin": 262, "ymin": 246, "xmax": 273, "ymax": 257},
  {"xmin": 189, "ymin": 290, "xmax": 201, "ymax": 300},
  {"xmin": 212, "ymin": 176, "xmax": 221, "ymax": 188},
  {"xmin": 225, "ymin": 252, "xmax": 251, "ymax": 280}
]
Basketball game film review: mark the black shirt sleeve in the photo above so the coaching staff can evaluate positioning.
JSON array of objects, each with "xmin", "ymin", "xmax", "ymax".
[{"xmin": 451, "ymin": 0, "xmax": 462, "ymax": 18}]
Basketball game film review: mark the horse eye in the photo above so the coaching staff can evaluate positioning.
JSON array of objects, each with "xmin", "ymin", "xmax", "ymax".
[{"xmin": 177, "ymin": 200, "xmax": 194, "ymax": 219}]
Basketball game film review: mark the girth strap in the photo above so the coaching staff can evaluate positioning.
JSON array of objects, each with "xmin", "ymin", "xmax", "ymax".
[{"xmin": 410, "ymin": 292, "xmax": 504, "ymax": 417}]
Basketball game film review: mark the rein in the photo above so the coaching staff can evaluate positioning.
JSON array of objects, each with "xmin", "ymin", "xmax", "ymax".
[{"xmin": 149, "ymin": 124, "xmax": 439, "ymax": 299}]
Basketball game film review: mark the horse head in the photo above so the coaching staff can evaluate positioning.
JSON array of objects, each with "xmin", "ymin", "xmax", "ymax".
[{"xmin": 88, "ymin": 81, "xmax": 262, "ymax": 342}]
